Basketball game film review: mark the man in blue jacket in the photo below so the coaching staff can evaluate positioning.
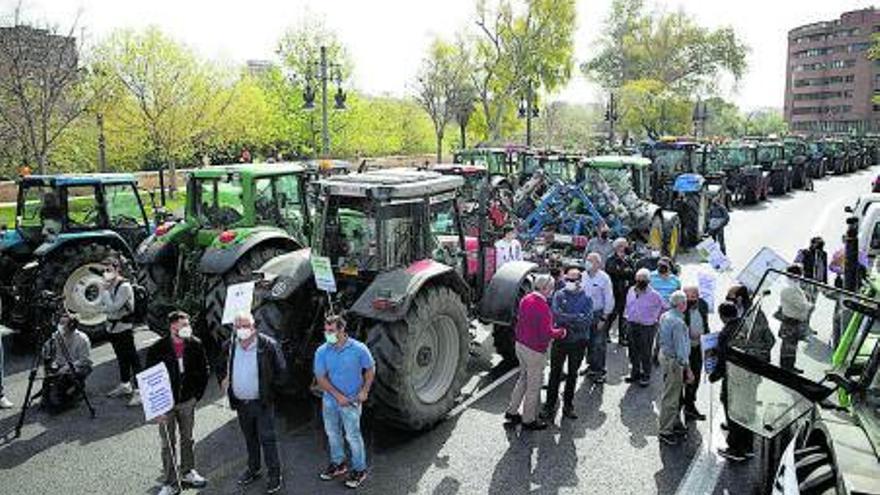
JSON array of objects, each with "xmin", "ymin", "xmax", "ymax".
[{"xmin": 542, "ymin": 266, "xmax": 593, "ymax": 421}]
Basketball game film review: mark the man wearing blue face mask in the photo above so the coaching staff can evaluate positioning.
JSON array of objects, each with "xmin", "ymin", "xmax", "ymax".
[{"xmin": 315, "ymin": 314, "xmax": 375, "ymax": 490}]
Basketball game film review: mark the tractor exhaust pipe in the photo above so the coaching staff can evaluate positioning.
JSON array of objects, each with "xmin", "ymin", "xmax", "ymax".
[{"xmin": 844, "ymin": 215, "xmax": 859, "ymax": 292}]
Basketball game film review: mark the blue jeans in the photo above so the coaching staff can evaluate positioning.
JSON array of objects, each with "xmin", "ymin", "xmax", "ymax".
[{"xmin": 322, "ymin": 400, "xmax": 367, "ymax": 471}]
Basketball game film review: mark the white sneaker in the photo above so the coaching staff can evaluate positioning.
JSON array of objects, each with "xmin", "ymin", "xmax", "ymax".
[
  {"xmin": 183, "ymin": 469, "xmax": 207, "ymax": 488},
  {"xmin": 157, "ymin": 484, "xmax": 179, "ymax": 495},
  {"xmin": 106, "ymin": 382, "xmax": 133, "ymax": 398},
  {"xmin": 126, "ymin": 391, "xmax": 142, "ymax": 407},
  {"xmin": 0, "ymin": 396, "xmax": 13, "ymax": 409}
]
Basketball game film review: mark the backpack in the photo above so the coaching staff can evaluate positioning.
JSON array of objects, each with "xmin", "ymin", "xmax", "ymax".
[{"xmin": 113, "ymin": 281, "xmax": 149, "ymax": 325}]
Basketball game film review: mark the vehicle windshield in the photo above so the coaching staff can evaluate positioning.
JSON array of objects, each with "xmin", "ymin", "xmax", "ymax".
[
  {"xmin": 726, "ymin": 271, "xmax": 878, "ymax": 439},
  {"xmin": 319, "ymin": 195, "xmax": 425, "ymax": 274},
  {"xmin": 192, "ymin": 176, "xmax": 245, "ymax": 228},
  {"xmin": 652, "ymin": 148, "xmax": 688, "ymax": 174},
  {"xmin": 716, "ymin": 148, "xmax": 751, "ymax": 168},
  {"xmin": 757, "ymin": 145, "xmax": 782, "ymax": 162},
  {"xmin": 18, "ymin": 183, "xmax": 55, "ymax": 231}
]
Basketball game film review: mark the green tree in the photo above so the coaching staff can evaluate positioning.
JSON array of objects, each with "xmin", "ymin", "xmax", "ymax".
[
  {"xmin": 703, "ymin": 97, "xmax": 744, "ymax": 137},
  {"xmin": 471, "ymin": 0, "xmax": 576, "ymax": 141},
  {"xmin": 583, "ymin": 0, "xmax": 748, "ymax": 94},
  {"xmin": 618, "ymin": 79, "xmax": 691, "ymax": 138},
  {"xmin": 744, "ymin": 109, "xmax": 787, "ymax": 136},
  {"xmin": 414, "ymin": 39, "xmax": 474, "ymax": 162},
  {"xmin": 93, "ymin": 27, "xmax": 234, "ymax": 188},
  {"xmin": 531, "ymin": 101, "xmax": 599, "ymax": 149}
]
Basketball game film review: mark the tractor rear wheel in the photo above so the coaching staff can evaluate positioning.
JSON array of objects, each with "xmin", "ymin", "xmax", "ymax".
[
  {"xmin": 647, "ymin": 214, "xmax": 664, "ymax": 254},
  {"xmin": 204, "ymin": 245, "xmax": 287, "ymax": 344},
  {"xmin": 367, "ymin": 285, "xmax": 469, "ymax": 430},
  {"xmin": 793, "ymin": 445, "xmax": 837, "ymax": 495},
  {"xmin": 137, "ymin": 263, "xmax": 175, "ymax": 334},
  {"xmin": 37, "ymin": 244, "xmax": 129, "ymax": 337}
]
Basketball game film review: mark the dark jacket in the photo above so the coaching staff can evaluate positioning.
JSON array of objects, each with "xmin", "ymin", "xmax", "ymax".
[
  {"xmin": 708, "ymin": 319, "xmax": 737, "ymax": 385},
  {"xmin": 217, "ymin": 334, "xmax": 286, "ymax": 409},
  {"xmin": 683, "ymin": 299, "xmax": 710, "ymax": 339},
  {"xmin": 146, "ymin": 336, "xmax": 209, "ymax": 404},
  {"xmin": 707, "ymin": 203, "xmax": 730, "ymax": 234},
  {"xmin": 796, "ymin": 247, "xmax": 828, "ymax": 283},
  {"xmin": 551, "ymin": 288, "xmax": 593, "ymax": 344},
  {"xmin": 605, "ymin": 252, "xmax": 635, "ymax": 300}
]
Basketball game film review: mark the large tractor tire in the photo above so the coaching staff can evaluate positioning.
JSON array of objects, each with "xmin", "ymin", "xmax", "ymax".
[
  {"xmin": 662, "ymin": 215, "xmax": 682, "ymax": 260},
  {"xmin": 37, "ymin": 244, "xmax": 130, "ymax": 337},
  {"xmin": 204, "ymin": 245, "xmax": 287, "ymax": 344},
  {"xmin": 137, "ymin": 263, "xmax": 175, "ymax": 335},
  {"xmin": 790, "ymin": 445, "xmax": 837, "ymax": 495},
  {"xmin": 367, "ymin": 285, "xmax": 470, "ymax": 430},
  {"xmin": 491, "ymin": 274, "xmax": 533, "ymax": 367}
]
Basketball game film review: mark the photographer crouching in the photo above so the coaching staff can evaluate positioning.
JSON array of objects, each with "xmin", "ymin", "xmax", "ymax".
[{"xmin": 41, "ymin": 312, "xmax": 92, "ymax": 413}]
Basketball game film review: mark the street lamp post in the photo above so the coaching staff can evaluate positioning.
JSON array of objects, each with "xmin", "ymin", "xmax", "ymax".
[
  {"xmin": 605, "ymin": 92, "xmax": 619, "ymax": 147},
  {"xmin": 518, "ymin": 79, "xmax": 539, "ymax": 147},
  {"xmin": 303, "ymin": 45, "xmax": 346, "ymax": 157},
  {"xmin": 96, "ymin": 112, "xmax": 106, "ymax": 173}
]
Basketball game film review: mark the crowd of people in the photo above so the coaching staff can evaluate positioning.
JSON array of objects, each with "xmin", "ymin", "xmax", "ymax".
[{"xmin": 501, "ymin": 237, "xmax": 786, "ymax": 461}]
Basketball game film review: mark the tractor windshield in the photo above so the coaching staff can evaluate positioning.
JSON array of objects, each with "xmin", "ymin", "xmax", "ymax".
[
  {"xmin": 717, "ymin": 148, "xmax": 751, "ymax": 168},
  {"xmin": 757, "ymin": 146, "xmax": 782, "ymax": 163},
  {"xmin": 254, "ymin": 175, "xmax": 305, "ymax": 238},
  {"xmin": 18, "ymin": 183, "xmax": 53, "ymax": 231},
  {"xmin": 192, "ymin": 176, "xmax": 245, "ymax": 228},
  {"xmin": 724, "ymin": 271, "xmax": 879, "ymax": 439},
  {"xmin": 652, "ymin": 149, "xmax": 688, "ymax": 175}
]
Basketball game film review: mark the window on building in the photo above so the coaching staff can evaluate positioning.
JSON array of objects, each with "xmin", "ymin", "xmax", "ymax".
[{"xmin": 850, "ymin": 42, "xmax": 871, "ymax": 52}]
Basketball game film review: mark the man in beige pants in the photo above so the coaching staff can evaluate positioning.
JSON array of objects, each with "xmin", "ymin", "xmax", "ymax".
[
  {"xmin": 656, "ymin": 291, "xmax": 693, "ymax": 446},
  {"xmin": 504, "ymin": 274, "xmax": 566, "ymax": 431}
]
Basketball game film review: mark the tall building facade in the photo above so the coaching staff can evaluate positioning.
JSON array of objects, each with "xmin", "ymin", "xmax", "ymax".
[{"xmin": 785, "ymin": 8, "xmax": 880, "ymax": 134}]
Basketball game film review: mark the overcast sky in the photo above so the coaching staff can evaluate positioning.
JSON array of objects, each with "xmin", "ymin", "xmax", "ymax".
[{"xmin": 7, "ymin": 0, "xmax": 879, "ymax": 110}]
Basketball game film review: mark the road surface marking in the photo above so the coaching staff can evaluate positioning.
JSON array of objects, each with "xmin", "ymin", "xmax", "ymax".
[
  {"xmin": 446, "ymin": 367, "xmax": 519, "ymax": 418},
  {"xmin": 674, "ymin": 445, "xmax": 724, "ymax": 495}
]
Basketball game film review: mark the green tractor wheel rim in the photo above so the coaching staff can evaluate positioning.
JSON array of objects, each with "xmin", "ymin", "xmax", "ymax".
[
  {"xmin": 63, "ymin": 263, "xmax": 109, "ymax": 326},
  {"xmin": 411, "ymin": 314, "xmax": 459, "ymax": 404}
]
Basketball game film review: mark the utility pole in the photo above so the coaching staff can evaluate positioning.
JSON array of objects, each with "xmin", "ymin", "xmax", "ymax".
[
  {"xmin": 526, "ymin": 80, "xmax": 533, "ymax": 147},
  {"xmin": 96, "ymin": 112, "xmax": 106, "ymax": 173},
  {"xmin": 320, "ymin": 46, "xmax": 329, "ymax": 157},
  {"xmin": 605, "ymin": 92, "xmax": 619, "ymax": 147}
]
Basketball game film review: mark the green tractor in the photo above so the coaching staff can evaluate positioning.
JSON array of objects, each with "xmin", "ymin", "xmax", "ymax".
[
  {"xmin": 0, "ymin": 174, "xmax": 152, "ymax": 340},
  {"xmin": 783, "ymin": 137, "xmax": 812, "ymax": 190},
  {"xmin": 135, "ymin": 163, "xmax": 311, "ymax": 343},
  {"xmin": 453, "ymin": 146, "xmax": 539, "ymax": 187},
  {"xmin": 753, "ymin": 140, "xmax": 793, "ymax": 195},
  {"xmin": 708, "ymin": 142, "xmax": 770, "ymax": 204}
]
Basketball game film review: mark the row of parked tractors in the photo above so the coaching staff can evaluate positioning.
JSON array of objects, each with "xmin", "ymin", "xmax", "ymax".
[{"xmin": 0, "ymin": 133, "xmax": 874, "ymax": 431}]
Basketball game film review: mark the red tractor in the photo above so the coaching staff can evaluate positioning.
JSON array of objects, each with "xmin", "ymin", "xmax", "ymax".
[{"xmin": 253, "ymin": 169, "xmax": 534, "ymax": 430}]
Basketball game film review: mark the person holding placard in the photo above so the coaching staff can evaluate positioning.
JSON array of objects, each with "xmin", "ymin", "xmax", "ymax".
[
  {"xmin": 217, "ymin": 312, "xmax": 287, "ymax": 494},
  {"xmin": 145, "ymin": 311, "xmax": 209, "ymax": 495}
]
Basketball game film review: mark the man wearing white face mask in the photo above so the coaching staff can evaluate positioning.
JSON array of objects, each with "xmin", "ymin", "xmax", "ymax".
[
  {"xmin": 145, "ymin": 311, "xmax": 209, "ymax": 495},
  {"xmin": 217, "ymin": 312, "xmax": 287, "ymax": 494}
]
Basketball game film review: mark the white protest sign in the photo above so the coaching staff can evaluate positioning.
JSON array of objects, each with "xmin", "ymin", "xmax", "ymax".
[
  {"xmin": 700, "ymin": 332, "xmax": 720, "ymax": 375},
  {"xmin": 697, "ymin": 271, "xmax": 717, "ymax": 312},
  {"xmin": 696, "ymin": 238, "xmax": 731, "ymax": 272},
  {"xmin": 222, "ymin": 281, "xmax": 256, "ymax": 325},
  {"xmin": 136, "ymin": 363, "xmax": 174, "ymax": 421},
  {"xmin": 737, "ymin": 247, "xmax": 789, "ymax": 294},
  {"xmin": 310, "ymin": 255, "xmax": 337, "ymax": 293}
]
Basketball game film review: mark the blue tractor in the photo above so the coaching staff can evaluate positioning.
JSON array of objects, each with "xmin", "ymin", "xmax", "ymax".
[{"xmin": 0, "ymin": 174, "xmax": 152, "ymax": 341}]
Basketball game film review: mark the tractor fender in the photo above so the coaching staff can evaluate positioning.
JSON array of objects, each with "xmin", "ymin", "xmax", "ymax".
[
  {"xmin": 199, "ymin": 230, "xmax": 301, "ymax": 275},
  {"xmin": 349, "ymin": 260, "xmax": 470, "ymax": 323},
  {"xmin": 255, "ymin": 248, "xmax": 314, "ymax": 301},
  {"xmin": 34, "ymin": 230, "xmax": 134, "ymax": 259},
  {"xmin": 489, "ymin": 175, "xmax": 512, "ymax": 190},
  {"xmin": 477, "ymin": 260, "xmax": 538, "ymax": 326}
]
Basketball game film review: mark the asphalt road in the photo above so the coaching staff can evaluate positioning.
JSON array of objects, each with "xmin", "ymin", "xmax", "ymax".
[{"xmin": 0, "ymin": 165, "xmax": 875, "ymax": 495}]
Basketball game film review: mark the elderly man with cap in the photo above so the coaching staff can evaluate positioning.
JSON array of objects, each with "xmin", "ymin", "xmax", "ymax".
[
  {"xmin": 605, "ymin": 237, "xmax": 636, "ymax": 346},
  {"xmin": 504, "ymin": 274, "xmax": 567, "ymax": 431},
  {"xmin": 581, "ymin": 252, "xmax": 614, "ymax": 383},
  {"xmin": 624, "ymin": 268, "xmax": 668, "ymax": 387},
  {"xmin": 657, "ymin": 290, "xmax": 692, "ymax": 445}
]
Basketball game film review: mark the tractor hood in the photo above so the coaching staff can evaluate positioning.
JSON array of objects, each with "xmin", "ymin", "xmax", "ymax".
[{"xmin": 672, "ymin": 173, "xmax": 705, "ymax": 193}]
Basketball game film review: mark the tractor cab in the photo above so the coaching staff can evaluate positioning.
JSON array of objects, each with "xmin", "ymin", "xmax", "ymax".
[
  {"xmin": 431, "ymin": 163, "xmax": 513, "ymax": 238},
  {"xmin": 722, "ymin": 269, "xmax": 880, "ymax": 494},
  {"xmin": 453, "ymin": 146, "xmax": 538, "ymax": 186},
  {"xmin": 712, "ymin": 142, "xmax": 770, "ymax": 204}
]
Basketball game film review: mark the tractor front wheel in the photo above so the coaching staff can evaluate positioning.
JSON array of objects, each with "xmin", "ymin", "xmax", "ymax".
[
  {"xmin": 204, "ymin": 245, "xmax": 287, "ymax": 345},
  {"xmin": 367, "ymin": 285, "xmax": 469, "ymax": 430}
]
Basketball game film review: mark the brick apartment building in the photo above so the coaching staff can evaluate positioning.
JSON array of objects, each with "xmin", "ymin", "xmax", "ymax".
[{"xmin": 785, "ymin": 8, "xmax": 880, "ymax": 134}]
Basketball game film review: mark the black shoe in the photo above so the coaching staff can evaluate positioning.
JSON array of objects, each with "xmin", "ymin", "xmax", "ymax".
[
  {"xmin": 345, "ymin": 470, "xmax": 368, "ymax": 489},
  {"xmin": 522, "ymin": 420, "xmax": 549, "ymax": 431},
  {"xmin": 266, "ymin": 475, "xmax": 283, "ymax": 494},
  {"xmin": 504, "ymin": 412, "xmax": 522, "ymax": 425},
  {"xmin": 684, "ymin": 408, "xmax": 706, "ymax": 421},
  {"xmin": 792, "ymin": 367, "xmax": 805, "ymax": 375},
  {"xmin": 624, "ymin": 375, "xmax": 640, "ymax": 384},
  {"xmin": 593, "ymin": 372, "xmax": 606, "ymax": 384},
  {"xmin": 320, "ymin": 462, "xmax": 349, "ymax": 481},
  {"xmin": 562, "ymin": 407, "xmax": 578, "ymax": 420},
  {"xmin": 639, "ymin": 377, "xmax": 650, "ymax": 387},
  {"xmin": 720, "ymin": 422, "xmax": 728, "ymax": 431},
  {"xmin": 659, "ymin": 433, "xmax": 678, "ymax": 445},
  {"xmin": 717, "ymin": 448, "xmax": 746, "ymax": 462},
  {"xmin": 238, "ymin": 469, "xmax": 262, "ymax": 486}
]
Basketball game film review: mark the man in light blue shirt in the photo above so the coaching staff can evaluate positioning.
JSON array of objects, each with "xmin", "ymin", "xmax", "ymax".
[
  {"xmin": 232, "ymin": 338, "xmax": 259, "ymax": 400},
  {"xmin": 657, "ymin": 290, "xmax": 693, "ymax": 445},
  {"xmin": 314, "ymin": 314, "xmax": 375, "ymax": 489}
]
